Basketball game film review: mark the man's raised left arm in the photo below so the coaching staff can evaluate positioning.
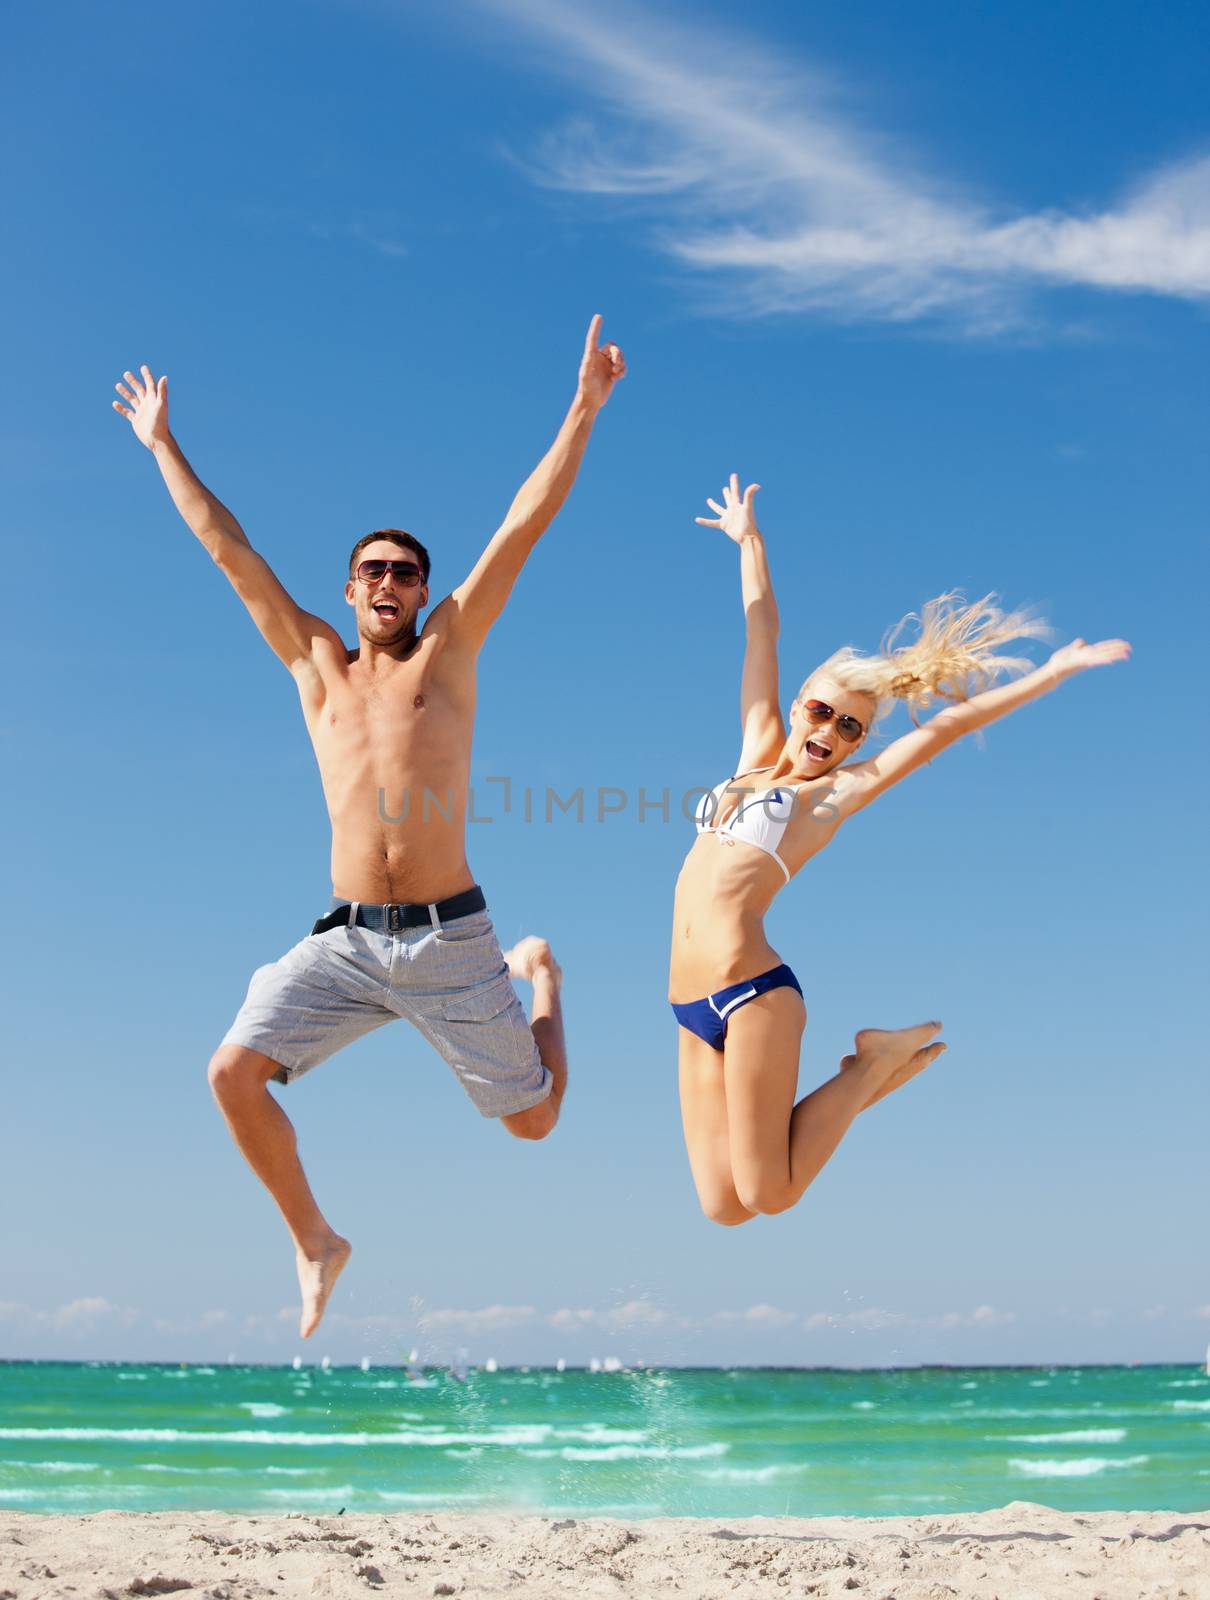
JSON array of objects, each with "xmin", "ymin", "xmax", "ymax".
[{"xmin": 441, "ymin": 314, "xmax": 625, "ymax": 646}]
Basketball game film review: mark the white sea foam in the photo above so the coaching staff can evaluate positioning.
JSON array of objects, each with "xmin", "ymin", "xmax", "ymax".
[
  {"xmin": 852, "ymin": 1401, "xmax": 876, "ymax": 1410},
  {"xmin": 553, "ymin": 1426, "xmax": 649, "ymax": 1443},
  {"xmin": 1009, "ymin": 1455, "xmax": 1150, "ymax": 1479},
  {"xmin": 999, "ymin": 1429, "xmax": 1127, "ymax": 1445},
  {"xmin": 264, "ymin": 1466, "xmax": 320, "ymax": 1476},
  {"xmin": 698, "ymin": 1464, "xmax": 809, "ymax": 1483},
  {"xmin": 372, "ymin": 1490, "xmax": 489, "ymax": 1505},
  {"xmin": 1172, "ymin": 1399, "xmax": 1210, "ymax": 1411},
  {"xmin": 262, "ymin": 1486, "xmax": 357, "ymax": 1502},
  {"xmin": 523, "ymin": 1442, "xmax": 728, "ymax": 1462},
  {"xmin": 240, "ymin": 1403, "xmax": 288, "ymax": 1419},
  {"xmin": 139, "ymin": 1464, "xmax": 240, "ymax": 1475},
  {"xmin": 7, "ymin": 1461, "xmax": 101, "ymax": 1473},
  {"xmin": 0, "ymin": 1425, "xmax": 555, "ymax": 1447},
  {"xmin": 116, "ymin": 1373, "xmax": 148, "ymax": 1381},
  {"xmin": 1166, "ymin": 1379, "xmax": 1208, "ymax": 1387}
]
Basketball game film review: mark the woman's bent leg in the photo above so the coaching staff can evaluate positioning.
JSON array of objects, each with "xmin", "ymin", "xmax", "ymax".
[{"xmin": 724, "ymin": 996, "xmax": 943, "ymax": 1215}]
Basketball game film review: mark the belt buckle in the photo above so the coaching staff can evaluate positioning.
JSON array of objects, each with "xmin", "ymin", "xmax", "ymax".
[{"xmin": 385, "ymin": 903, "xmax": 404, "ymax": 933}]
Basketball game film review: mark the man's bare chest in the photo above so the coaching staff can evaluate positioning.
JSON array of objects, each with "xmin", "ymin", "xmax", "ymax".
[{"xmin": 306, "ymin": 661, "xmax": 472, "ymax": 772}]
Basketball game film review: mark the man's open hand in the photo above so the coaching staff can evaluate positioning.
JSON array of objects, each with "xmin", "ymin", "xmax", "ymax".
[
  {"xmin": 577, "ymin": 315, "xmax": 626, "ymax": 410},
  {"xmin": 112, "ymin": 365, "xmax": 170, "ymax": 450}
]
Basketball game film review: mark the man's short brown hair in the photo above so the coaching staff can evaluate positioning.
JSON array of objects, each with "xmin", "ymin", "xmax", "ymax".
[{"xmin": 348, "ymin": 529, "xmax": 431, "ymax": 584}]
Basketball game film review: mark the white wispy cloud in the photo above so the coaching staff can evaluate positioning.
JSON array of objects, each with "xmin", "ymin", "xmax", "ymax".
[
  {"xmin": 419, "ymin": 1304, "xmax": 538, "ymax": 1335},
  {"xmin": 939, "ymin": 1305, "xmax": 1019, "ymax": 1329},
  {"xmin": 549, "ymin": 1299, "xmax": 676, "ymax": 1332},
  {"xmin": 805, "ymin": 1307, "xmax": 910, "ymax": 1332},
  {"xmin": 477, "ymin": 0, "xmax": 1210, "ymax": 331},
  {"xmin": 0, "ymin": 1296, "xmax": 139, "ymax": 1333},
  {"xmin": 711, "ymin": 1304, "xmax": 798, "ymax": 1330}
]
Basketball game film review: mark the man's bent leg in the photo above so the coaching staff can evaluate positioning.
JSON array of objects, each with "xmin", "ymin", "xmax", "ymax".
[
  {"xmin": 501, "ymin": 937, "xmax": 566, "ymax": 1141},
  {"xmin": 207, "ymin": 1044, "xmax": 351, "ymax": 1339}
]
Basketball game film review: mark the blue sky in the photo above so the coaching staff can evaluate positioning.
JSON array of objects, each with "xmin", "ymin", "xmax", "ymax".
[{"xmin": 2, "ymin": 0, "xmax": 1207, "ymax": 1368}]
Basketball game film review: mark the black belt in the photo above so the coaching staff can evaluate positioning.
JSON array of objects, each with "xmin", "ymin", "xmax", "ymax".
[{"xmin": 311, "ymin": 885, "xmax": 486, "ymax": 936}]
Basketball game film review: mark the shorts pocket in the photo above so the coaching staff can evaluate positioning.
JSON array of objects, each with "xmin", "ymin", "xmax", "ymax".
[
  {"xmin": 434, "ymin": 911, "xmax": 493, "ymax": 945},
  {"xmin": 440, "ymin": 973, "xmax": 515, "ymax": 1024}
]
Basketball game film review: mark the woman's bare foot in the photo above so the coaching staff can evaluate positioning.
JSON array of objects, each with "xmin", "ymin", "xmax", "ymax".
[
  {"xmin": 296, "ymin": 1233, "xmax": 352, "ymax": 1340},
  {"xmin": 840, "ymin": 1022, "xmax": 945, "ymax": 1111},
  {"xmin": 503, "ymin": 935, "xmax": 562, "ymax": 986}
]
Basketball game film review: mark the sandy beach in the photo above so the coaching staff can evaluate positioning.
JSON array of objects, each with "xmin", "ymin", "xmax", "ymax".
[{"xmin": 4, "ymin": 1505, "xmax": 1208, "ymax": 1600}]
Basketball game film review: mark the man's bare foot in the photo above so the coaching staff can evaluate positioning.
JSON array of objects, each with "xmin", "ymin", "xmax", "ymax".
[
  {"xmin": 296, "ymin": 1234, "xmax": 352, "ymax": 1340},
  {"xmin": 503, "ymin": 935, "xmax": 562, "ymax": 987},
  {"xmin": 840, "ymin": 1022, "xmax": 946, "ymax": 1112}
]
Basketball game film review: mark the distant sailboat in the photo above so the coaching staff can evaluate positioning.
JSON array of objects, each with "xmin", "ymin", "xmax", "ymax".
[
  {"xmin": 448, "ymin": 1347, "xmax": 469, "ymax": 1384},
  {"xmin": 359, "ymin": 1356, "xmax": 371, "ymax": 1372},
  {"xmin": 485, "ymin": 1356, "xmax": 498, "ymax": 1373},
  {"xmin": 1205, "ymin": 1341, "xmax": 1209, "ymax": 1376},
  {"xmin": 291, "ymin": 1355, "xmax": 302, "ymax": 1371},
  {"xmin": 556, "ymin": 1358, "xmax": 566, "ymax": 1373}
]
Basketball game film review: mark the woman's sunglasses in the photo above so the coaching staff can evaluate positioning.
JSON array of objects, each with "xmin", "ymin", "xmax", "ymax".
[
  {"xmin": 804, "ymin": 698, "xmax": 865, "ymax": 743},
  {"xmin": 356, "ymin": 559, "xmax": 423, "ymax": 586}
]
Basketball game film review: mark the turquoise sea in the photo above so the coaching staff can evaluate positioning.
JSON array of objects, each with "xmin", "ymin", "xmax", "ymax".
[{"xmin": 1, "ymin": 1363, "xmax": 1205, "ymax": 1519}]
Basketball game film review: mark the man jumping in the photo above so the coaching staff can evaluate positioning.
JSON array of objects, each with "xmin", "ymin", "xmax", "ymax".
[{"xmin": 112, "ymin": 317, "xmax": 626, "ymax": 1337}]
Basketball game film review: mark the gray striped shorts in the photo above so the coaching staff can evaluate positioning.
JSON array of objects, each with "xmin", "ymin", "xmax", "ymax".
[{"xmin": 221, "ymin": 905, "xmax": 552, "ymax": 1118}]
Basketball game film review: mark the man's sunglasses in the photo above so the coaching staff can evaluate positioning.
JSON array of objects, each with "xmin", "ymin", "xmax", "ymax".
[
  {"xmin": 355, "ymin": 559, "xmax": 424, "ymax": 586},
  {"xmin": 804, "ymin": 698, "xmax": 865, "ymax": 743}
]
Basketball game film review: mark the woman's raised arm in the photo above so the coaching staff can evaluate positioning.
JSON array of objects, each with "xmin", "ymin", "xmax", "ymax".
[
  {"xmin": 696, "ymin": 475, "xmax": 786, "ymax": 772},
  {"xmin": 836, "ymin": 636, "xmax": 1131, "ymax": 817}
]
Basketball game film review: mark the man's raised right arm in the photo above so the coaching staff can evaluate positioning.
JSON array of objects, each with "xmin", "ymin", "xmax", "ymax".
[{"xmin": 113, "ymin": 365, "xmax": 342, "ymax": 673}]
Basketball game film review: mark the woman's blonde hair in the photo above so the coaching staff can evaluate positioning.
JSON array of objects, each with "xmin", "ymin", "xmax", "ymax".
[{"xmin": 801, "ymin": 591, "xmax": 1050, "ymax": 724}]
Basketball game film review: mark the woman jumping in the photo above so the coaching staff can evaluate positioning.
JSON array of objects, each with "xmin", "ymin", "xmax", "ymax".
[{"xmin": 672, "ymin": 475, "xmax": 1130, "ymax": 1226}]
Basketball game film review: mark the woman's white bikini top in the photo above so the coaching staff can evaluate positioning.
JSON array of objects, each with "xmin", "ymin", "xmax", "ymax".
[{"xmin": 694, "ymin": 766, "xmax": 802, "ymax": 883}]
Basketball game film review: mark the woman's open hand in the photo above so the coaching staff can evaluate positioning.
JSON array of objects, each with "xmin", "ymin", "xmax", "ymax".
[
  {"xmin": 1047, "ymin": 637, "xmax": 1132, "ymax": 680},
  {"xmin": 696, "ymin": 473, "xmax": 761, "ymax": 543}
]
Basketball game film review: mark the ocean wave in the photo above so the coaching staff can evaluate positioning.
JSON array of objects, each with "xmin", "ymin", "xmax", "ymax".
[
  {"xmin": 1009, "ymin": 1455, "xmax": 1150, "ymax": 1479},
  {"xmin": 138, "ymin": 1464, "xmax": 241, "ymax": 1475},
  {"xmin": 240, "ymin": 1403, "xmax": 289, "ymax": 1419},
  {"xmin": 261, "ymin": 1486, "xmax": 357, "ymax": 1502},
  {"xmin": 264, "ymin": 1466, "xmax": 321, "ymax": 1476},
  {"xmin": 372, "ymin": 1490, "xmax": 492, "ymax": 1505},
  {"xmin": 553, "ymin": 1427, "xmax": 649, "ymax": 1443},
  {"xmin": 2, "ymin": 1461, "xmax": 101, "ymax": 1473},
  {"xmin": 999, "ymin": 1429, "xmax": 1127, "ymax": 1444},
  {"xmin": 697, "ymin": 1464, "xmax": 809, "ymax": 1483},
  {"xmin": 1166, "ymin": 1379, "xmax": 1208, "ymax": 1388},
  {"xmin": 521, "ymin": 1442, "xmax": 727, "ymax": 1462},
  {"xmin": 0, "ymin": 1425, "xmax": 557, "ymax": 1448},
  {"xmin": 1172, "ymin": 1399, "xmax": 1210, "ymax": 1411}
]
